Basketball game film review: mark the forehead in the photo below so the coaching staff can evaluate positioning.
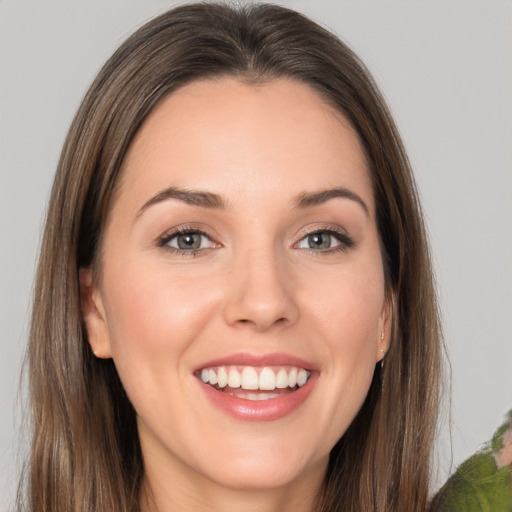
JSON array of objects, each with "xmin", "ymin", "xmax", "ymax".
[{"xmin": 117, "ymin": 77, "xmax": 373, "ymax": 213}]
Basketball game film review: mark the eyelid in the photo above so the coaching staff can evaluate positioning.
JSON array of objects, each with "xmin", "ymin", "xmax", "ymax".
[
  {"xmin": 293, "ymin": 224, "xmax": 355, "ymax": 251},
  {"xmin": 155, "ymin": 223, "xmax": 353, "ymax": 255},
  {"xmin": 156, "ymin": 224, "xmax": 221, "ymax": 254}
]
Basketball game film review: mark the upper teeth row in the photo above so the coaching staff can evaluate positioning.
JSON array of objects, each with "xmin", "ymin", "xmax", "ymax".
[{"xmin": 199, "ymin": 366, "xmax": 310, "ymax": 391}]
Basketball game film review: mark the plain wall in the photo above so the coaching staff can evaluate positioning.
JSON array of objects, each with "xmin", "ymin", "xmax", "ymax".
[{"xmin": 1, "ymin": 1, "xmax": 511, "ymax": 509}]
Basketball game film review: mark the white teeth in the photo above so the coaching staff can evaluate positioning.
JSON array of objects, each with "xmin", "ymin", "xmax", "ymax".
[
  {"xmin": 297, "ymin": 369, "xmax": 308, "ymax": 387},
  {"xmin": 198, "ymin": 365, "xmax": 311, "ymax": 392},
  {"xmin": 208, "ymin": 369, "xmax": 218, "ymax": 386},
  {"xmin": 217, "ymin": 367, "xmax": 228, "ymax": 388},
  {"xmin": 246, "ymin": 392, "xmax": 281, "ymax": 401},
  {"xmin": 257, "ymin": 392, "xmax": 280, "ymax": 400},
  {"xmin": 259, "ymin": 367, "xmax": 276, "ymax": 390},
  {"xmin": 276, "ymin": 368, "xmax": 288, "ymax": 388},
  {"xmin": 288, "ymin": 367, "xmax": 297, "ymax": 387},
  {"xmin": 241, "ymin": 367, "xmax": 259, "ymax": 390},
  {"xmin": 227, "ymin": 368, "xmax": 241, "ymax": 388}
]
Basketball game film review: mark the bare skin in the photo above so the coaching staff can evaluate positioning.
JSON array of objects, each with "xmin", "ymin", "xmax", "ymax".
[{"xmin": 81, "ymin": 78, "xmax": 390, "ymax": 512}]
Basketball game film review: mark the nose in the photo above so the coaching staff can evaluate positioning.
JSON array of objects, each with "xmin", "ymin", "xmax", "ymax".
[{"xmin": 222, "ymin": 247, "xmax": 300, "ymax": 332}]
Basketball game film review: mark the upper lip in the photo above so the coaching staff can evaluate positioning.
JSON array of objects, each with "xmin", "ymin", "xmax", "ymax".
[{"xmin": 193, "ymin": 352, "xmax": 318, "ymax": 372}]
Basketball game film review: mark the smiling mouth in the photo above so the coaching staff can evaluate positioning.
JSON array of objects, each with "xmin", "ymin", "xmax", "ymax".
[{"xmin": 196, "ymin": 365, "xmax": 311, "ymax": 401}]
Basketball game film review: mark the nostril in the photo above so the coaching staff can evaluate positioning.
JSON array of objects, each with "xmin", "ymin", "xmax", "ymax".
[
  {"xmin": 233, "ymin": 316, "xmax": 288, "ymax": 331},
  {"xmin": 223, "ymin": 279, "xmax": 300, "ymax": 331}
]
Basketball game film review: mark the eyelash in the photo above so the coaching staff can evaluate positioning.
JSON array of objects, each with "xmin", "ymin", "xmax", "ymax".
[
  {"xmin": 156, "ymin": 225, "xmax": 355, "ymax": 256},
  {"xmin": 156, "ymin": 226, "xmax": 218, "ymax": 257},
  {"xmin": 295, "ymin": 226, "xmax": 355, "ymax": 253}
]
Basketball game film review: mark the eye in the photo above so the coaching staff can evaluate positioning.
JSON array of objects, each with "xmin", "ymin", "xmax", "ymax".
[
  {"xmin": 296, "ymin": 229, "xmax": 354, "ymax": 252},
  {"xmin": 157, "ymin": 228, "xmax": 218, "ymax": 254}
]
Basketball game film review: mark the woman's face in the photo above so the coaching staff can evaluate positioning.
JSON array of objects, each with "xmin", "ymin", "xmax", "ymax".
[{"xmin": 82, "ymin": 78, "xmax": 390, "ymax": 500}]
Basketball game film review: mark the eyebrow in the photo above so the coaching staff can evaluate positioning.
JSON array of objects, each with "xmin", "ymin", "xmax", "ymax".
[
  {"xmin": 136, "ymin": 185, "xmax": 368, "ymax": 219},
  {"xmin": 136, "ymin": 187, "xmax": 227, "ymax": 218},
  {"xmin": 293, "ymin": 187, "xmax": 369, "ymax": 215}
]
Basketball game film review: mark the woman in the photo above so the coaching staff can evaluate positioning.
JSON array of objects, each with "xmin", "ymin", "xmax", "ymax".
[{"xmin": 18, "ymin": 3, "xmax": 442, "ymax": 511}]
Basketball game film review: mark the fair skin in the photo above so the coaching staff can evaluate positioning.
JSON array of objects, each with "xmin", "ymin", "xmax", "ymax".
[{"xmin": 81, "ymin": 77, "xmax": 390, "ymax": 512}]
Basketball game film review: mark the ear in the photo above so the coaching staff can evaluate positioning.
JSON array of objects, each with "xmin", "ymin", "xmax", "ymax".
[
  {"xmin": 376, "ymin": 293, "xmax": 393, "ymax": 363},
  {"xmin": 79, "ymin": 267, "xmax": 113, "ymax": 359}
]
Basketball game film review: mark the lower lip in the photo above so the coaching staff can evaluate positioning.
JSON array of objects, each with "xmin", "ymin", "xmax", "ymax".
[{"xmin": 197, "ymin": 373, "xmax": 318, "ymax": 422}]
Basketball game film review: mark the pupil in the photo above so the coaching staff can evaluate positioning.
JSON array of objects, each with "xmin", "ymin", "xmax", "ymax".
[
  {"xmin": 308, "ymin": 233, "xmax": 330, "ymax": 249},
  {"xmin": 178, "ymin": 233, "xmax": 200, "ymax": 250}
]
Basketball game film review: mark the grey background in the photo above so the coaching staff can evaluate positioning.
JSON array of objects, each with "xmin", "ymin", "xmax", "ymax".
[{"xmin": 1, "ymin": 1, "xmax": 511, "ymax": 509}]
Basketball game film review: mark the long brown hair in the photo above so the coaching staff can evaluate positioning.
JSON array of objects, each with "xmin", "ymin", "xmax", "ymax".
[{"xmin": 19, "ymin": 3, "xmax": 443, "ymax": 511}]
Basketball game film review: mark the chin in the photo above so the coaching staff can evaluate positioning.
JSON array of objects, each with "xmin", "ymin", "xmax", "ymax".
[
  {"xmin": 205, "ymin": 454, "xmax": 327, "ymax": 492},
  {"xmin": 189, "ymin": 432, "xmax": 330, "ymax": 492}
]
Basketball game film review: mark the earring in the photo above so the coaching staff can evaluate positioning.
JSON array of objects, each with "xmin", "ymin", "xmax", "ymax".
[{"xmin": 380, "ymin": 330, "xmax": 386, "ymax": 368}]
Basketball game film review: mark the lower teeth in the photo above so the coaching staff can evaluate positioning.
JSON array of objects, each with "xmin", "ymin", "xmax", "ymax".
[
  {"xmin": 234, "ymin": 391, "xmax": 281, "ymax": 401},
  {"xmin": 216, "ymin": 385, "xmax": 297, "ymax": 401}
]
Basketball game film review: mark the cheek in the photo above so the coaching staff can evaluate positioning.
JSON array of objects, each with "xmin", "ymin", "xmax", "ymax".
[
  {"xmin": 304, "ymin": 261, "xmax": 384, "ymax": 348},
  {"xmin": 101, "ymin": 258, "xmax": 221, "ymax": 377},
  {"xmin": 299, "ymin": 264, "xmax": 384, "ymax": 430}
]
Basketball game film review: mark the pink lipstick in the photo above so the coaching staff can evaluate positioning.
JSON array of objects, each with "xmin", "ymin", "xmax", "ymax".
[{"xmin": 194, "ymin": 352, "xmax": 318, "ymax": 422}]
